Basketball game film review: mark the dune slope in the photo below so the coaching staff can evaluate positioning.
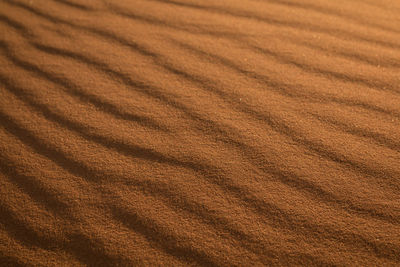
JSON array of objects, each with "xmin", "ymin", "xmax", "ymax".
[{"xmin": 1, "ymin": 0, "xmax": 400, "ymax": 266}]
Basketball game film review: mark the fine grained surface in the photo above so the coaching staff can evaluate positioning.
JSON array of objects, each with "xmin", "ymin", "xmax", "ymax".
[{"xmin": 1, "ymin": 0, "xmax": 400, "ymax": 266}]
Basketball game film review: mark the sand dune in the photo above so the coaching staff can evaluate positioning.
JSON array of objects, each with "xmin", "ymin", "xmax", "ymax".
[{"xmin": 1, "ymin": 0, "xmax": 400, "ymax": 266}]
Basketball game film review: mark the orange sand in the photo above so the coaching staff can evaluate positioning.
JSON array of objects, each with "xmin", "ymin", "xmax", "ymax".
[{"xmin": 1, "ymin": 0, "xmax": 400, "ymax": 266}]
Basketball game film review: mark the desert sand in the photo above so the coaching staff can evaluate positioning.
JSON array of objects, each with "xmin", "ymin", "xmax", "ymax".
[{"xmin": 1, "ymin": 0, "xmax": 400, "ymax": 266}]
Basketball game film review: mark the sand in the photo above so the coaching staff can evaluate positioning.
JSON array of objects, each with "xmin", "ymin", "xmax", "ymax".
[{"xmin": 0, "ymin": 0, "xmax": 400, "ymax": 266}]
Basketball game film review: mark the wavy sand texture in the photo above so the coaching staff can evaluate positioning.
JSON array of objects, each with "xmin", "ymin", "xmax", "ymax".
[{"xmin": 1, "ymin": 0, "xmax": 400, "ymax": 266}]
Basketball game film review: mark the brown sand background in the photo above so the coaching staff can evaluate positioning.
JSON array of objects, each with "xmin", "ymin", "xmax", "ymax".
[{"xmin": 1, "ymin": 0, "xmax": 400, "ymax": 266}]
